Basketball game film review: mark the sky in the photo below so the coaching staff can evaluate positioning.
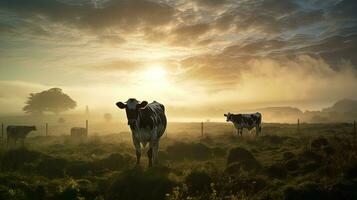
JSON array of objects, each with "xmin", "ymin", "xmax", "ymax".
[{"xmin": 0, "ymin": 0, "xmax": 357, "ymax": 120}]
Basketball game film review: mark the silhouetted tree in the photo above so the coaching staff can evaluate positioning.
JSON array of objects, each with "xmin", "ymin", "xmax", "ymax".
[
  {"xmin": 23, "ymin": 88, "xmax": 76, "ymax": 115},
  {"xmin": 104, "ymin": 113, "xmax": 112, "ymax": 122}
]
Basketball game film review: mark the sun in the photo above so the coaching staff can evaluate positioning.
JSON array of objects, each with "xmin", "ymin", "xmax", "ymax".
[{"xmin": 143, "ymin": 65, "xmax": 167, "ymax": 81}]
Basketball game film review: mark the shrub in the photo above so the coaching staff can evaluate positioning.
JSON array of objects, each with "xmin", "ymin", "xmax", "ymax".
[
  {"xmin": 185, "ymin": 171, "xmax": 211, "ymax": 194},
  {"xmin": 211, "ymin": 147, "xmax": 227, "ymax": 158},
  {"xmin": 260, "ymin": 135, "xmax": 285, "ymax": 145},
  {"xmin": 300, "ymin": 150, "xmax": 323, "ymax": 163},
  {"xmin": 283, "ymin": 152, "xmax": 295, "ymax": 161},
  {"xmin": 0, "ymin": 148, "xmax": 43, "ymax": 171},
  {"xmin": 311, "ymin": 137, "xmax": 329, "ymax": 151},
  {"xmin": 66, "ymin": 161, "xmax": 98, "ymax": 177},
  {"xmin": 264, "ymin": 164, "xmax": 287, "ymax": 179},
  {"xmin": 227, "ymin": 147, "xmax": 255, "ymax": 165},
  {"xmin": 226, "ymin": 147, "xmax": 261, "ymax": 172},
  {"xmin": 166, "ymin": 142, "xmax": 212, "ymax": 161},
  {"xmin": 94, "ymin": 153, "xmax": 133, "ymax": 170},
  {"xmin": 344, "ymin": 162, "xmax": 357, "ymax": 180},
  {"xmin": 323, "ymin": 145, "xmax": 335, "ymax": 157},
  {"xmin": 106, "ymin": 168, "xmax": 176, "ymax": 200},
  {"xmin": 37, "ymin": 157, "xmax": 67, "ymax": 178},
  {"xmin": 284, "ymin": 183, "xmax": 328, "ymax": 200},
  {"xmin": 329, "ymin": 180, "xmax": 357, "ymax": 200},
  {"xmin": 0, "ymin": 185, "xmax": 26, "ymax": 200},
  {"xmin": 285, "ymin": 159, "xmax": 299, "ymax": 171}
]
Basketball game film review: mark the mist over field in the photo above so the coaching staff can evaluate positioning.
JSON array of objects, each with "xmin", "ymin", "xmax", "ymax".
[{"xmin": 1, "ymin": 0, "xmax": 357, "ymax": 200}]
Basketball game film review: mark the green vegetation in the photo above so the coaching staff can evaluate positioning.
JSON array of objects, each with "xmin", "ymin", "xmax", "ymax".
[{"xmin": 0, "ymin": 123, "xmax": 356, "ymax": 200}]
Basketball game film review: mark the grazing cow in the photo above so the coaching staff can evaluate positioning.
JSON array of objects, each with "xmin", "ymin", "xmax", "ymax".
[
  {"xmin": 70, "ymin": 127, "xmax": 87, "ymax": 137},
  {"xmin": 116, "ymin": 98, "xmax": 167, "ymax": 167},
  {"xmin": 6, "ymin": 126, "xmax": 36, "ymax": 147},
  {"xmin": 224, "ymin": 112, "xmax": 262, "ymax": 136}
]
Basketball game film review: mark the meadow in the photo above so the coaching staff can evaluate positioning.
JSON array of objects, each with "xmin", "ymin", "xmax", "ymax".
[{"xmin": 0, "ymin": 122, "xmax": 356, "ymax": 200}]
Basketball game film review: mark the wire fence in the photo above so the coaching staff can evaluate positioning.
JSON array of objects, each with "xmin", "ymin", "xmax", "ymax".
[{"xmin": 1, "ymin": 119, "xmax": 356, "ymax": 140}]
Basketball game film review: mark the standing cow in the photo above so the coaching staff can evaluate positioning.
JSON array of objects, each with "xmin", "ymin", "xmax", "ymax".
[
  {"xmin": 116, "ymin": 98, "xmax": 167, "ymax": 167},
  {"xmin": 224, "ymin": 112, "xmax": 262, "ymax": 136},
  {"xmin": 6, "ymin": 126, "xmax": 37, "ymax": 147}
]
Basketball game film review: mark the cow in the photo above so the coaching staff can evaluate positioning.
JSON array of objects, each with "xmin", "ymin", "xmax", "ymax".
[
  {"xmin": 116, "ymin": 98, "xmax": 167, "ymax": 167},
  {"xmin": 70, "ymin": 127, "xmax": 87, "ymax": 137},
  {"xmin": 224, "ymin": 112, "xmax": 262, "ymax": 136},
  {"xmin": 6, "ymin": 126, "xmax": 36, "ymax": 147}
]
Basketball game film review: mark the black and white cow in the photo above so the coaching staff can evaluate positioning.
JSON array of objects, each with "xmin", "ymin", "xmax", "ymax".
[
  {"xmin": 6, "ymin": 126, "xmax": 37, "ymax": 147},
  {"xmin": 224, "ymin": 112, "xmax": 262, "ymax": 136},
  {"xmin": 116, "ymin": 98, "xmax": 167, "ymax": 167}
]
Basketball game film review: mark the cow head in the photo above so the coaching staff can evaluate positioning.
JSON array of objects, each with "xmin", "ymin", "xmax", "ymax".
[
  {"xmin": 224, "ymin": 113, "xmax": 233, "ymax": 122},
  {"xmin": 116, "ymin": 98, "xmax": 148, "ymax": 127}
]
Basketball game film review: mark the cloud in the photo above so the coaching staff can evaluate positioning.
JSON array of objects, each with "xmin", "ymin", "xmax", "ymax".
[
  {"xmin": 169, "ymin": 23, "xmax": 211, "ymax": 46},
  {"xmin": 0, "ymin": 0, "xmax": 176, "ymax": 34},
  {"xmin": 176, "ymin": 54, "xmax": 357, "ymax": 110}
]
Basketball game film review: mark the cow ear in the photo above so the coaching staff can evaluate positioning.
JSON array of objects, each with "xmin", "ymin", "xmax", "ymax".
[
  {"xmin": 138, "ymin": 101, "xmax": 148, "ymax": 109},
  {"xmin": 116, "ymin": 102, "xmax": 126, "ymax": 109}
]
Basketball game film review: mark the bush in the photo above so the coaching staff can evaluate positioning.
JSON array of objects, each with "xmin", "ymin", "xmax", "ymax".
[
  {"xmin": 329, "ymin": 180, "xmax": 357, "ymax": 200},
  {"xmin": 66, "ymin": 161, "xmax": 98, "ymax": 178},
  {"xmin": 211, "ymin": 147, "xmax": 227, "ymax": 158},
  {"xmin": 323, "ymin": 145, "xmax": 335, "ymax": 157},
  {"xmin": 166, "ymin": 142, "xmax": 212, "ymax": 161},
  {"xmin": 260, "ymin": 135, "xmax": 286, "ymax": 145},
  {"xmin": 264, "ymin": 164, "xmax": 287, "ymax": 179},
  {"xmin": 283, "ymin": 152, "xmax": 295, "ymax": 161},
  {"xmin": 344, "ymin": 162, "xmax": 357, "ymax": 180},
  {"xmin": 0, "ymin": 184, "xmax": 26, "ymax": 200},
  {"xmin": 227, "ymin": 147, "xmax": 255, "ymax": 165},
  {"xmin": 94, "ymin": 153, "xmax": 133, "ymax": 170},
  {"xmin": 106, "ymin": 168, "xmax": 176, "ymax": 200},
  {"xmin": 0, "ymin": 148, "xmax": 43, "ymax": 171},
  {"xmin": 311, "ymin": 137, "xmax": 329, "ymax": 151},
  {"xmin": 37, "ymin": 157, "xmax": 67, "ymax": 178},
  {"xmin": 226, "ymin": 147, "xmax": 261, "ymax": 172},
  {"xmin": 300, "ymin": 150, "xmax": 323, "ymax": 163},
  {"xmin": 285, "ymin": 159, "xmax": 299, "ymax": 171},
  {"xmin": 284, "ymin": 183, "xmax": 328, "ymax": 200},
  {"xmin": 185, "ymin": 171, "xmax": 211, "ymax": 194}
]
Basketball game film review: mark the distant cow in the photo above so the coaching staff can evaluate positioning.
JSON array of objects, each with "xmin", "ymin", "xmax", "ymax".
[
  {"xmin": 224, "ymin": 112, "xmax": 262, "ymax": 136},
  {"xmin": 6, "ymin": 126, "xmax": 37, "ymax": 147},
  {"xmin": 116, "ymin": 98, "xmax": 167, "ymax": 167},
  {"xmin": 70, "ymin": 127, "xmax": 87, "ymax": 137}
]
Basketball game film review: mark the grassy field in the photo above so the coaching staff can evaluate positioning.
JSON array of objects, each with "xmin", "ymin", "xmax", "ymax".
[{"xmin": 0, "ymin": 122, "xmax": 356, "ymax": 200}]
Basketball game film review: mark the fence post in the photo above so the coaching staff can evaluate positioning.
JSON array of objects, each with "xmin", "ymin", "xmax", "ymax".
[
  {"xmin": 86, "ymin": 120, "xmax": 88, "ymax": 135},
  {"xmin": 297, "ymin": 118, "xmax": 300, "ymax": 133},
  {"xmin": 201, "ymin": 122, "xmax": 204, "ymax": 137},
  {"xmin": 46, "ymin": 123, "xmax": 48, "ymax": 136},
  {"xmin": 353, "ymin": 120, "xmax": 357, "ymax": 140}
]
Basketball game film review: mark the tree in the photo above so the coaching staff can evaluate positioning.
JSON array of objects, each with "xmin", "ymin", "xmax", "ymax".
[
  {"xmin": 23, "ymin": 88, "xmax": 76, "ymax": 115},
  {"xmin": 104, "ymin": 113, "xmax": 112, "ymax": 122}
]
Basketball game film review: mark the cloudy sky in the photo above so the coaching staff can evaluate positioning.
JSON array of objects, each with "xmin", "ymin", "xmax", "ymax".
[{"xmin": 0, "ymin": 0, "xmax": 357, "ymax": 120}]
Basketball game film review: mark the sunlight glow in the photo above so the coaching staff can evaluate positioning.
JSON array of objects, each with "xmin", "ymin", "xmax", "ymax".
[{"xmin": 143, "ymin": 65, "xmax": 167, "ymax": 81}]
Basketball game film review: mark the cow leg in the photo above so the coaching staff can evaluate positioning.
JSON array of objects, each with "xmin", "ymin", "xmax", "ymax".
[
  {"xmin": 147, "ymin": 148, "xmax": 153, "ymax": 167},
  {"xmin": 150, "ymin": 128, "xmax": 159, "ymax": 166},
  {"xmin": 240, "ymin": 128, "xmax": 243, "ymax": 136},
  {"xmin": 152, "ymin": 141, "xmax": 160, "ymax": 166},
  {"xmin": 132, "ymin": 134, "xmax": 141, "ymax": 167}
]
